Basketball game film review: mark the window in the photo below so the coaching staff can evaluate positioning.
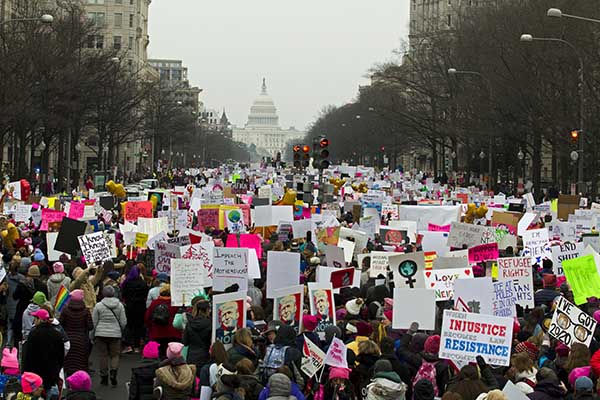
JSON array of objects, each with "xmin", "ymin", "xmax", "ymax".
[
  {"xmin": 87, "ymin": 35, "xmax": 104, "ymax": 49},
  {"xmin": 88, "ymin": 12, "xmax": 105, "ymax": 27},
  {"xmin": 130, "ymin": 0, "xmax": 133, "ymax": 5},
  {"xmin": 447, "ymin": 14, "xmax": 452, "ymax": 26},
  {"xmin": 129, "ymin": 14, "xmax": 134, "ymax": 28},
  {"xmin": 115, "ymin": 0, "xmax": 122, "ymax": 3},
  {"xmin": 113, "ymin": 36, "xmax": 121, "ymax": 50},
  {"xmin": 128, "ymin": 36, "xmax": 134, "ymax": 50},
  {"xmin": 87, "ymin": 0, "xmax": 104, "ymax": 3},
  {"xmin": 412, "ymin": 0, "xmax": 416, "ymax": 10},
  {"xmin": 114, "ymin": 13, "xmax": 122, "ymax": 27}
]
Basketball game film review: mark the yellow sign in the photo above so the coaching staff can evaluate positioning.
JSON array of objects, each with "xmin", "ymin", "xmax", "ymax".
[{"xmin": 135, "ymin": 232, "xmax": 149, "ymax": 249}]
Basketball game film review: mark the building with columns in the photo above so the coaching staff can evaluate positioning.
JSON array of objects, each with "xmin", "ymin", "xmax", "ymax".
[{"xmin": 232, "ymin": 79, "xmax": 305, "ymax": 159}]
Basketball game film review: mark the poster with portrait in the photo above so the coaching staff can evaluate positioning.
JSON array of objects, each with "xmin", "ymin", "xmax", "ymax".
[
  {"xmin": 212, "ymin": 291, "xmax": 247, "ymax": 347},
  {"xmin": 308, "ymin": 282, "xmax": 336, "ymax": 339},
  {"xmin": 272, "ymin": 285, "xmax": 304, "ymax": 334}
]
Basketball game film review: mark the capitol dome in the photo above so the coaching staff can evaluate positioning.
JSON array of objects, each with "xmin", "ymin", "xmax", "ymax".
[{"xmin": 246, "ymin": 78, "xmax": 280, "ymax": 129}]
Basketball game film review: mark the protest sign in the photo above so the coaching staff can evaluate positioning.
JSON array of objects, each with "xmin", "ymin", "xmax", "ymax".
[
  {"xmin": 368, "ymin": 251, "xmax": 390, "ymax": 278},
  {"xmin": 424, "ymin": 267, "xmax": 473, "ymax": 301},
  {"xmin": 446, "ymin": 222, "xmax": 487, "ymax": 248},
  {"xmin": 325, "ymin": 245, "xmax": 346, "ymax": 268},
  {"xmin": 40, "ymin": 209, "xmax": 66, "ymax": 231},
  {"xmin": 388, "ymin": 220, "xmax": 417, "ymax": 242},
  {"xmin": 123, "ymin": 201, "xmax": 153, "ymax": 222},
  {"xmin": 338, "ymin": 238, "xmax": 355, "ymax": 263},
  {"xmin": 181, "ymin": 242, "xmax": 214, "ymax": 286},
  {"xmin": 78, "ymin": 231, "xmax": 112, "ymax": 265},
  {"xmin": 389, "ymin": 252, "xmax": 425, "ymax": 289},
  {"xmin": 212, "ymin": 247, "xmax": 248, "ymax": 292},
  {"xmin": 420, "ymin": 231, "xmax": 451, "ymax": 256},
  {"xmin": 522, "ymin": 228, "xmax": 551, "ymax": 264},
  {"xmin": 212, "ymin": 291, "xmax": 247, "ymax": 346},
  {"xmin": 324, "ymin": 337, "xmax": 348, "ymax": 368},
  {"xmin": 54, "ymin": 217, "xmax": 86, "ymax": 255},
  {"xmin": 381, "ymin": 203, "xmax": 398, "ymax": 220},
  {"xmin": 308, "ymin": 282, "xmax": 336, "ymax": 338},
  {"xmin": 301, "ymin": 335, "xmax": 326, "ymax": 378},
  {"xmin": 398, "ymin": 205, "xmax": 461, "ymax": 231},
  {"xmin": 291, "ymin": 219, "xmax": 312, "ymax": 240},
  {"xmin": 392, "ymin": 288, "xmax": 435, "ymax": 330},
  {"xmin": 166, "ymin": 234, "xmax": 191, "ymax": 247},
  {"xmin": 454, "ymin": 278, "xmax": 494, "ymax": 315},
  {"xmin": 428, "ymin": 223, "xmax": 451, "ymax": 232},
  {"xmin": 155, "ymin": 241, "xmax": 181, "ymax": 274},
  {"xmin": 224, "ymin": 208, "xmax": 246, "ymax": 234},
  {"xmin": 379, "ymin": 228, "xmax": 407, "ymax": 246},
  {"xmin": 14, "ymin": 204, "xmax": 31, "ymax": 223},
  {"xmin": 339, "ymin": 227, "xmax": 368, "ymax": 255},
  {"xmin": 468, "ymin": 243, "xmax": 499, "ymax": 264},
  {"xmin": 433, "ymin": 255, "xmax": 470, "ymax": 270},
  {"xmin": 549, "ymin": 296, "xmax": 596, "ymax": 347},
  {"xmin": 46, "ymin": 232, "xmax": 64, "ymax": 262},
  {"xmin": 68, "ymin": 202, "xmax": 85, "ymax": 220},
  {"xmin": 146, "ymin": 231, "xmax": 169, "ymax": 250},
  {"xmin": 225, "ymin": 234, "xmax": 262, "ymax": 260},
  {"xmin": 316, "ymin": 267, "xmax": 360, "ymax": 293},
  {"xmin": 440, "ymin": 310, "xmax": 513, "ymax": 367},
  {"xmin": 198, "ymin": 208, "xmax": 220, "ymax": 230},
  {"xmin": 562, "ymin": 254, "xmax": 600, "ymax": 305},
  {"xmin": 497, "ymin": 257, "xmax": 534, "ymax": 308},
  {"xmin": 170, "ymin": 258, "xmax": 205, "ymax": 306},
  {"xmin": 266, "ymin": 251, "xmax": 300, "ymax": 298},
  {"xmin": 551, "ymin": 242, "xmax": 584, "ymax": 276},
  {"xmin": 329, "ymin": 268, "xmax": 356, "ymax": 289},
  {"xmin": 492, "ymin": 280, "xmax": 517, "ymax": 317},
  {"xmin": 315, "ymin": 226, "xmax": 340, "ymax": 246},
  {"xmin": 272, "ymin": 285, "xmax": 304, "ymax": 334},
  {"xmin": 135, "ymin": 232, "xmax": 149, "ymax": 249}
]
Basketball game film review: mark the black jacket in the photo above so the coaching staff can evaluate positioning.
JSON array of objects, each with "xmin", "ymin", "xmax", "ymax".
[
  {"xmin": 129, "ymin": 359, "xmax": 160, "ymax": 400},
  {"xmin": 238, "ymin": 374, "xmax": 264, "ymax": 400},
  {"xmin": 182, "ymin": 315, "xmax": 212, "ymax": 368},
  {"xmin": 382, "ymin": 353, "xmax": 413, "ymax": 399},
  {"xmin": 65, "ymin": 391, "xmax": 97, "ymax": 400},
  {"xmin": 227, "ymin": 344, "xmax": 258, "ymax": 367},
  {"xmin": 22, "ymin": 322, "xmax": 64, "ymax": 388},
  {"xmin": 527, "ymin": 378, "xmax": 566, "ymax": 400},
  {"xmin": 350, "ymin": 353, "xmax": 379, "ymax": 400},
  {"xmin": 122, "ymin": 279, "xmax": 149, "ymax": 310}
]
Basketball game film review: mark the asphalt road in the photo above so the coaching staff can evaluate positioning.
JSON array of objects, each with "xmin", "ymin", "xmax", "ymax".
[{"xmin": 89, "ymin": 348, "xmax": 141, "ymax": 400}]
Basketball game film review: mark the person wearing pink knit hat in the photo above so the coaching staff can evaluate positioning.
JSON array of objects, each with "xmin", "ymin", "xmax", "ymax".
[
  {"xmin": 20, "ymin": 371, "xmax": 43, "ymax": 396},
  {"xmin": 66, "ymin": 370, "xmax": 94, "ymax": 396},
  {"xmin": 154, "ymin": 342, "xmax": 196, "ymax": 399},
  {"xmin": 128, "ymin": 342, "xmax": 161, "ymax": 400},
  {"xmin": 47, "ymin": 261, "xmax": 71, "ymax": 306},
  {"xmin": 324, "ymin": 367, "xmax": 354, "ymax": 399}
]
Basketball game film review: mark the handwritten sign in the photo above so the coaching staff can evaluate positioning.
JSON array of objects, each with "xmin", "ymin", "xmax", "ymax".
[
  {"xmin": 68, "ymin": 202, "xmax": 85, "ymax": 220},
  {"xmin": 549, "ymin": 296, "xmax": 596, "ymax": 347},
  {"xmin": 440, "ymin": 310, "xmax": 513, "ymax": 367},
  {"xmin": 135, "ymin": 232, "xmax": 149, "ymax": 249},
  {"xmin": 123, "ymin": 200, "xmax": 153, "ymax": 222},
  {"xmin": 492, "ymin": 280, "xmax": 517, "ymax": 317},
  {"xmin": 170, "ymin": 258, "xmax": 205, "ymax": 306},
  {"xmin": 424, "ymin": 267, "xmax": 473, "ymax": 301},
  {"xmin": 447, "ymin": 222, "xmax": 487, "ymax": 248},
  {"xmin": 522, "ymin": 228, "xmax": 551, "ymax": 265},
  {"xmin": 78, "ymin": 231, "xmax": 112, "ymax": 265},
  {"xmin": 468, "ymin": 243, "xmax": 499, "ymax": 264},
  {"xmin": 562, "ymin": 254, "xmax": 600, "ymax": 305},
  {"xmin": 40, "ymin": 209, "xmax": 65, "ymax": 231},
  {"xmin": 155, "ymin": 241, "xmax": 181, "ymax": 274},
  {"xmin": 551, "ymin": 242, "xmax": 584, "ymax": 276},
  {"xmin": 324, "ymin": 337, "xmax": 348, "ymax": 368},
  {"xmin": 429, "ymin": 223, "xmax": 451, "ymax": 232},
  {"xmin": 198, "ymin": 208, "xmax": 219, "ymax": 231},
  {"xmin": 497, "ymin": 257, "xmax": 534, "ymax": 308},
  {"xmin": 368, "ymin": 251, "xmax": 390, "ymax": 278},
  {"xmin": 14, "ymin": 204, "xmax": 31, "ymax": 223},
  {"xmin": 212, "ymin": 247, "xmax": 248, "ymax": 292},
  {"xmin": 181, "ymin": 243, "xmax": 214, "ymax": 287}
]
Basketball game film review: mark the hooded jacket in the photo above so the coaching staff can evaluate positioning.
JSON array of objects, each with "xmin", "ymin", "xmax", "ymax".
[
  {"xmin": 47, "ymin": 273, "xmax": 71, "ymax": 304},
  {"xmin": 21, "ymin": 303, "xmax": 40, "ymax": 339},
  {"xmin": 182, "ymin": 314, "xmax": 212, "ymax": 367},
  {"xmin": 129, "ymin": 359, "xmax": 160, "ymax": 400},
  {"xmin": 92, "ymin": 297, "xmax": 127, "ymax": 338},
  {"xmin": 526, "ymin": 378, "xmax": 566, "ymax": 400},
  {"xmin": 515, "ymin": 368, "xmax": 538, "ymax": 394},
  {"xmin": 154, "ymin": 360, "xmax": 196, "ymax": 400},
  {"xmin": 6, "ymin": 272, "xmax": 23, "ymax": 320},
  {"xmin": 366, "ymin": 371, "xmax": 407, "ymax": 400}
]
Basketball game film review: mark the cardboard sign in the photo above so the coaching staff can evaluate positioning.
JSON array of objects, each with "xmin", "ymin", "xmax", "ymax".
[
  {"xmin": 392, "ymin": 288, "xmax": 436, "ymax": 330},
  {"xmin": 446, "ymin": 222, "xmax": 487, "ymax": 248},
  {"xmin": 562, "ymin": 254, "xmax": 600, "ymax": 305},
  {"xmin": 558, "ymin": 194, "xmax": 580, "ymax": 221},
  {"xmin": 181, "ymin": 242, "xmax": 214, "ymax": 287},
  {"xmin": 212, "ymin": 247, "xmax": 248, "ymax": 292},
  {"xmin": 123, "ymin": 200, "xmax": 153, "ymax": 222},
  {"xmin": 389, "ymin": 252, "xmax": 426, "ymax": 289},
  {"xmin": 551, "ymin": 242, "xmax": 584, "ymax": 276},
  {"xmin": 424, "ymin": 267, "xmax": 473, "ymax": 301},
  {"xmin": 170, "ymin": 258, "xmax": 205, "ymax": 306},
  {"xmin": 266, "ymin": 251, "xmax": 301, "ymax": 298},
  {"xmin": 155, "ymin": 241, "xmax": 181, "ymax": 274},
  {"xmin": 54, "ymin": 217, "xmax": 87, "ymax": 255},
  {"xmin": 549, "ymin": 296, "xmax": 596, "ymax": 347},
  {"xmin": 454, "ymin": 277, "xmax": 494, "ymax": 315},
  {"xmin": 440, "ymin": 310, "xmax": 513, "ymax": 367},
  {"xmin": 497, "ymin": 257, "xmax": 534, "ymax": 308},
  {"xmin": 339, "ymin": 227, "xmax": 368, "ymax": 255},
  {"xmin": 522, "ymin": 228, "xmax": 551, "ymax": 264},
  {"xmin": 325, "ymin": 245, "xmax": 346, "ymax": 268},
  {"xmin": 468, "ymin": 243, "xmax": 499, "ymax": 264},
  {"xmin": 78, "ymin": 231, "xmax": 112, "ymax": 265},
  {"xmin": 368, "ymin": 251, "xmax": 391, "ymax": 278}
]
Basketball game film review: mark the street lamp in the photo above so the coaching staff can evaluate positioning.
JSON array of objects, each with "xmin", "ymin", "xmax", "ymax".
[
  {"xmin": 479, "ymin": 151, "xmax": 485, "ymax": 159},
  {"xmin": 355, "ymin": 115, "xmax": 361, "ymax": 119},
  {"xmin": 520, "ymin": 33, "xmax": 585, "ymax": 193},
  {"xmin": 0, "ymin": 14, "xmax": 53, "ymax": 26},
  {"xmin": 517, "ymin": 149, "xmax": 524, "ymax": 161},
  {"xmin": 547, "ymin": 8, "xmax": 600, "ymax": 23}
]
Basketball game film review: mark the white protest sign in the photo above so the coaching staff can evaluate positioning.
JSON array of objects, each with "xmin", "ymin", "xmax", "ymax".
[
  {"xmin": 502, "ymin": 381, "xmax": 530, "ymax": 400},
  {"xmin": 146, "ymin": 231, "xmax": 169, "ymax": 250},
  {"xmin": 392, "ymin": 288, "xmax": 435, "ymax": 330},
  {"xmin": 446, "ymin": 222, "xmax": 487, "ymax": 248},
  {"xmin": 324, "ymin": 337, "xmax": 348, "ymax": 369},
  {"xmin": 368, "ymin": 251, "xmax": 390, "ymax": 278},
  {"xmin": 522, "ymin": 228, "xmax": 551, "ymax": 265},
  {"xmin": 266, "ymin": 251, "xmax": 300, "ymax": 298},
  {"xmin": 301, "ymin": 335, "xmax": 326, "ymax": 378},
  {"xmin": 420, "ymin": 231, "xmax": 451, "ymax": 255},
  {"xmin": 180, "ymin": 242, "xmax": 214, "ymax": 287},
  {"xmin": 492, "ymin": 280, "xmax": 517, "ymax": 317},
  {"xmin": 77, "ymin": 232, "xmax": 112, "ymax": 265},
  {"xmin": 339, "ymin": 227, "xmax": 368, "ymax": 255},
  {"xmin": 170, "ymin": 258, "xmax": 205, "ymax": 306},
  {"xmin": 398, "ymin": 205, "xmax": 461, "ymax": 231},
  {"xmin": 549, "ymin": 296, "xmax": 597, "ymax": 347},
  {"xmin": 424, "ymin": 267, "xmax": 473, "ymax": 301},
  {"xmin": 325, "ymin": 245, "xmax": 346, "ymax": 268},
  {"xmin": 291, "ymin": 219, "xmax": 312, "ymax": 240},
  {"xmin": 497, "ymin": 257, "xmax": 534, "ymax": 309},
  {"xmin": 212, "ymin": 247, "xmax": 248, "ymax": 292},
  {"xmin": 551, "ymin": 242, "xmax": 584, "ymax": 277},
  {"xmin": 137, "ymin": 217, "xmax": 169, "ymax": 238},
  {"xmin": 389, "ymin": 252, "xmax": 426, "ymax": 289},
  {"xmin": 453, "ymin": 278, "xmax": 494, "ymax": 315},
  {"xmin": 517, "ymin": 212, "xmax": 537, "ymax": 236},
  {"xmin": 388, "ymin": 220, "xmax": 417, "ymax": 243},
  {"xmin": 155, "ymin": 241, "xmax": 181, "ymax": 274},
  {"xmin": 316, "ymin": 267, "xmax": 360, "ymax": 293},
  {"xmin": 14, "ymin": 204, "xmax": 31, "ymax": 223},
  {"xmin": 433, "ymin": 256, "xmax": 470, "ymax": 270},
  {"xmin": 547, "ymin": 221, "xmax": 577, "ymax": 242},
  {"xmin": 440, "ymin": 310, "xmax": 513, "ymax": 367},
  {"xmin": 338, "ymin": 238, "xmax": 355, "ymax": 263},
  {"xmin": 46, "ymin": 232, "xmax": 63, "ymax": 262}
]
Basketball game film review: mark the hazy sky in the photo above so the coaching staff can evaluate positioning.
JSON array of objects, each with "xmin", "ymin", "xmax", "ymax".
[{"xmin": 148, "ymin": 1, "xmax": 410, "ymax": 131}]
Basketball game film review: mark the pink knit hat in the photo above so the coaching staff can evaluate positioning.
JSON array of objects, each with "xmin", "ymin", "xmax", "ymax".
[
  {"xmin": 569, "ymin": 366, "xmax": 591, "ymax": 387},
  {"xmin": 1, "ymin": 348, "xmax": 18, "ymax": 369},
  {"xmin": 303, "ymin": 315, "xmax": 319, "ymax": 332},
  {"xmin": 143, "ymin": 341, "xmax": 160, "ymax": 359},
  {"xmin": 21, "ymin": 372, "xmax": 43, "ymax": 394},
  {"xmin": 329, "ymin": 367, "xmax": 350, "ymax": 380},
  {"xmin": 66, "ymin": 371, "xmax": 91, "ymax": 391},
  {"xmin": 52, "ymin": 262, "xmax": 64, "ymax": 274},
  {"xmin": 424, "ymin": 335, "xmax": 441, "ymax": 354},
  {"xmin": 71, "ymin": 289, "xmax": 84, "ymax": 302},
  {"xmin": 167, "ymin": 342, "xmax": 184, "ymax": 360},
  {"xmin": 593, "ymin": 310, "xmax": 600, "ymax": 324}
]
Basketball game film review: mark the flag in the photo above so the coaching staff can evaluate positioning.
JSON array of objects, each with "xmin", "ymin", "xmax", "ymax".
[{"xmin": 54, "ymin": 285, "xmax": 71, "ymax": 313}]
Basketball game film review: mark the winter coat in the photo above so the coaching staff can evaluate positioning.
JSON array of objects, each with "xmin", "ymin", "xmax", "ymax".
[
  {"xmin": 47, "ymin": 273, "xmax": 72, "ymax": 304},
  {"xmin": 381, "ymin": 353, "xmax": 412, "ymax": 399},
  {"xmin": 92, "ymin": 297, "xmax": 127, "ymax": 338},
  {"xmin": 145, "ymin": 296, "xmax": 180, "ymax": 340},
  {"xmin": 515, "ymin": 368, "xmax": 538, "ymax": 395},
  {"xmin": 154, "ymin": 360, "xmax": 196, "ymax": 400},
  {"xmin": 64, "ymin": 391, "xmax": 97, "ymax": 400},
  {"xmin": 350, "ymin": 353, "xmax": 380, "ymax": 400},
  {"xmin": 60, "ymin": 299, "xmax": 93, "ymax": 375},
  {"xmin": 6, "ymin": 272, "xmax": 23, "ymax": 320},
  {"xmin": 182, "ymin": 315, "xmax": 212, "ymax": 368},
  {"xmin": 527, "ymin": 378, "xmax": 566, "ymax": 400},
  {"xmin": 258, "ymin": 383, "xmax": 304, "ymax": 400},
  {"xmin": 534, "ymin": 288, "xmax": 559, "ymax": 308},
  {"xmin": 129, "ymin": 359, "xmax": 160, "ymax": 400},
  {"xmin": 22, "ymin": 321, "xmax": 65, "ymax": 388},
  {"xmin": 70, "ymin": 266, "xmax": 104, "ymax": 310},
  {"xmin": 421, "ymin": 352, "xmax": 453, "ymax": 395},
  {"xmin": 366, "ymin": 371, "xmax": 407, "ymax": 400},
  {"xmin": 228, "ymin": 344, "xmax": 259, "ymax": 367},
  {"xmin": 146, "ymin": 285, "xmax": 161, "ymax": 308},
  {"xmin": 21, "ymin": 303, "xmax": 40, "ymax": 339},
  {"xmin": 12, "ymin": 278, "xmax": 46, "ymax": 342},
  {"xmin": 238, "ymin": 374, "xmax": 264, "ymax": 400},
  {"xmin": 122, "ymin": 278, "xmax": 149, "ymax": 311}
]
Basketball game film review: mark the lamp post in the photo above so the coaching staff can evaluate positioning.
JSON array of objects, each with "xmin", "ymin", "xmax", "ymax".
[
  {"xmin": 547, "ymin": 8, "xmax": 600, "ymax": 24},
  {"xmin": 448, "ymin": 68, "xmax": 494, "ymax": 190},
  {"xmin": 0, "ymin": 14, "xmax": 53, "ymax": 27},
  {"xmin": 520, "ymin": 33, "xmax": 585, "ymax": 193}
]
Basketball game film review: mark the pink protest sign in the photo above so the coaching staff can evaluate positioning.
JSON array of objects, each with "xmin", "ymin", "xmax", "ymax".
[
  {"xmin": 68, "ymin": 202, "xmax": 85, "ymax": 220},
  {"xmin": 468, "ymin": 243, "xmax": 499, "ymax": 264},
  {"xmin": 124, "ymin": 201, "xmax": 153, "ymax": 222},
  {"xmin": 198, "ymin": 208, "xmax": 219, "ymax": 231},
  {"xmin": 226, "ymin": 233, "xmax": 262, "ymax": 259},
  {"xmin": 428, "ymin": 223, "xmax": 451, "ymax": 232},
  {"xmin": 40, "ymin": 209, "xmax": 66, "ymax": 231}
]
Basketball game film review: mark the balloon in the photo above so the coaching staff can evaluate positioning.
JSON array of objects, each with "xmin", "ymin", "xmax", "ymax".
[
  {"xmin": 19, "ymin": 180, "xmax": 31, "ymax": 202},
  {"xmin": 275, "ymin": 189, "xmax": 297, "ymax": 206},
  {"xmin": 106, "ymin": 180, "xmax": 126, "ymax": 198},
  {"xmin": 329, "ymin": 177, "xmax": 346, "ymax": 195}
]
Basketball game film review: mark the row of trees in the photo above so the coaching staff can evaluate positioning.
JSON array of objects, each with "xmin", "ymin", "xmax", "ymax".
[
  {"xmin": 307, "ymin": 0, "xmax": 600, "ymax": 196},
  {"xmin": 0, "ymin": 0, "xmax": 253, "ymax": 186}
]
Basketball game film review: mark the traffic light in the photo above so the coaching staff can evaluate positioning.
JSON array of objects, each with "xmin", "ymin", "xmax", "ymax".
[
  {"xmin": 302, "ymin": 145, "xmax": 310, "ymax": 168},
  {"xmin": 570, "ymin": 130, "xmax": 580, "ymax": 144},
  {"xmin": 315, "ymin": 137, "xmax": 330, "ymax": 169},
  {"xmin": 293, "ymin": 144, "xmax": 301, "ymax": 168}
]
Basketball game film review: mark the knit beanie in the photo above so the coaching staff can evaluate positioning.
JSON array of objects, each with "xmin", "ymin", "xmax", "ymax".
[
  {"xmin": 345, "ymin": 298, "xmax": 363, "ymax": 316},
  {"xmin": 329, "ymin": 367, "xmax": 350, "ymax": 380},
  {"xmin": 21, "ymin": 372, "xmax": 43, "ymax": 394},
  {"xmin": 27, "ymin": 265, "xmax": 40, "ymax": 278},
  {"xmin": 33, "ymin": 248, "xmax": 44, "ymax": 262},
  {"xmin": 302, "ymin": 315, "xmax": 319, "ymax": 332},
  {"xmin": 66, "ymin": 371, "xmax": 92, "ymax": 391},
  {"xmin": 268, "ymin": 373, "xmax": 292, "ymax": 397},
  {"xmin": 424, "ymin": 335, "xmax": 441, "ymax": 354},
  {"xmin": 167, "ymin": 342, "xmax": 184, "ymax": 360},
  {"xmin": 373, "ymin": 359, "xmax": 393, "ymax": 374},
  {"xmin": 324, "ymin": 325, "xmax": 342, "ymax": 343},
  {"xmin": 542, "ymin": 274, "xmax": 557, "ymax": 288},
  {"xmin": 52, "ymin": 262, "xmax": 64, "ymax": 274},
  {"xmin": 356, "ymin": 320, "xmax": 373, "ymax": 337},
  {"xmin": 20, "ymin": 257, "xmax": 31, "ymax": 270},
  {"xmin": 514, "ymin": 341, "xmax": 539, "ymax": 362},
  {"xmin": 142, "ymin": 341, "xmax": 160, "ymax": 359},
  {"xmin": 71, "ymin": 289, "xmax": 84, "ymax": 302},
  {"xmin": 569, "ymin": 366, "xmax": 592, "ymax": 387},
  {"xmin": 1, "ymin": 348, "xmax": 18, "ymax": 369},
  {"xmin": 102, "ymin": 286, "xmax": 115, "ymax": 298},
  {"xmin": 32, "ymin": 291, "xmax": 47, "ymax": 306}
]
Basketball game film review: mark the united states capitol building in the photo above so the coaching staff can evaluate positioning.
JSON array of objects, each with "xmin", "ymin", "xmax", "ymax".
[{"xmin": 232, "ymin": 79, "xmax": 305, "ymax": 158}]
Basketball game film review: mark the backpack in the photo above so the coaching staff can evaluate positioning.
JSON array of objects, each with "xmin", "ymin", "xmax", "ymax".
[
  {"xmin": 259, "ymin": 344, "xmax": 289, "ymax": 384},
  {"xmin": 412, "ymin": 360, "xmax": 439, "ymax": 397},
  {"xmin": 152, "ymin": 303, "xmax": 170, "ymax": 326}
]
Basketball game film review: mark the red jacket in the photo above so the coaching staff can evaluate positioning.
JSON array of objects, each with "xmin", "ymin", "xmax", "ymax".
[{"xmin": 144, "ymin": 296, "xmax": 181, "ymax": 340}]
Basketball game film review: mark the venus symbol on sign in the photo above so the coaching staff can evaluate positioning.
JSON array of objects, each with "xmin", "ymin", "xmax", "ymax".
[{"xmin": 399, "ymin": 260, "xmax": 418, "ymax": 288}]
